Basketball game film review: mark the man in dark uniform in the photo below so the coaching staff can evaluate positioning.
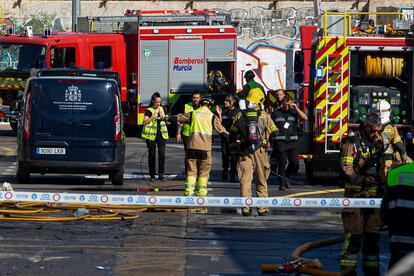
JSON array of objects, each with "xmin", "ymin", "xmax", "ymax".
[
  {"xmin": 220, "ymin": 95, "xmax": 240, "ymax": 182},
  {"xmin": 272, "ymin": 95, "xmax": 307, "ymax": 190},
  {"xmin": 339, "ymin": 112, "xmax": 385, "ymax": 276}
]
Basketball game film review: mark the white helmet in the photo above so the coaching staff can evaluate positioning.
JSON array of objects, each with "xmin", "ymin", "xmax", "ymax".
[{"xmin": 375, "ymin": 99, "xmax": 391, "ymax": 124}]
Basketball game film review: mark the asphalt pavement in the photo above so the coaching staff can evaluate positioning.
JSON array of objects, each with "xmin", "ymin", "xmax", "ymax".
[{"xmin": 0, "ymin": 123, "xmax": 391, "ymax": 275}]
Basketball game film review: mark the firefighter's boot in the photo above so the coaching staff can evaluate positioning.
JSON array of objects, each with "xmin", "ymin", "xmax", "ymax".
[
  {"xmin": 279, "ymin": 179, "xmax": 287, "ymax": 191},
  {"xmin": 362, "ymin": 255, "xmax": 380, "ymax": 276},
  {"xmin": 197, "ymin": 177, "xmax": 208, "ymax": 196},
  {"xmin": 184, "ymin": 176, "xmax": 196, "ymax": 196}
]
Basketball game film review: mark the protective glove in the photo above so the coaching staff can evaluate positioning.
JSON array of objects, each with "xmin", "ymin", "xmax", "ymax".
[{"xmin": 220, "ymin": 132, "xmax": 230, "ymax": 141}]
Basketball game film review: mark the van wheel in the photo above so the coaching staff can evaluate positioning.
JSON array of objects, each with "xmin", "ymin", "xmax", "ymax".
[
  {"xmin": 16, "ymin": 162, "xmax": 30, "ymax": 183},
  {"xmin": 110, "ymin": 168, "xmax": 124, "ymax": 186}
]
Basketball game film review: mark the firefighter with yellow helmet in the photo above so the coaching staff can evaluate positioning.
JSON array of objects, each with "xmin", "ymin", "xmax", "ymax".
[
  {"xmin": 166, "ymin": 95, "xmax": 228, "ymax": 196},
  {"xmin": 230, "ymin": 70, "xmax": 278, "ymax": 216},
  {"xmin": 208, "ymin": 69, "xmax": 229, "ymax": 93}
]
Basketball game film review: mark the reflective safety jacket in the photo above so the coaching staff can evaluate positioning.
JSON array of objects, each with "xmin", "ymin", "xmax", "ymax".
[
  {"xmin": 381, "ymin": 163, "xmax": 414, "ymax": 250},
  {"xmin": 178, "ymin": 106, "xmax": 227, "ymax": 152},
  {"xmin": 382, "ymin": 123, "xmax": 409, "ymax": 170},
  {"xmin": 272, "ymin": 108, "xmax": 298, "ymax": 142},
  {"xmin": 340, "ymin": 129, "xmax": 385, "ymax": 197},
  {"xmin": 141, "ymin": 106, "xmax": 169, "ymax": 141},
  {"xmin": 181, "ymin": 102, "xmax": 195, "ymax": 137}
]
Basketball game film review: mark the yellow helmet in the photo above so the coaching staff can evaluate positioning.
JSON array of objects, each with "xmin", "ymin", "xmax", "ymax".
[{"xmin": 246, "ymin": 87, "xmax": 265, "ymax": 106}]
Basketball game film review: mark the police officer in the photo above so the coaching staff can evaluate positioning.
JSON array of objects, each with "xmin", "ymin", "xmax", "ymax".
[
  {"xmin": 176, "ymin": 91, "xmax": 201, "ymax": 173},
  {"xmin": 230, "ymin": 85, "xmax": 278, "ymax": 216},
  {"xmin": 375, "ymin": 100, "xmax": 412, "ymax": 175},
  {"xmin": 220, "ymin": 95, "xmax": 240, "ymax": 182},
  {"xmin": 381, "ymin": 162, "xmax": 414, "ymax": 270},
  {"xmin": 272, "ymin": 95, "xmax": 308, "ymax": 190},
  {"xmin": 339, "ymin": 112, "xmax": 385, "ymax": 276},
  {"xmin": 169, "ymin": 95, "xmax": 227, "ymax": 196},
  {"xmin": 142, "ymin": 92, "xmax": 169, "ymax": 182}
]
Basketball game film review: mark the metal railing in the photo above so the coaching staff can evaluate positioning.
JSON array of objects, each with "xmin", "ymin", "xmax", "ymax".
[{"xmin": 322, "ymin": 11, "xmax": 408, "ymax": 38}]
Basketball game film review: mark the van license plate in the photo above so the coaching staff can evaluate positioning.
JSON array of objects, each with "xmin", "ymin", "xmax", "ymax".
[{"xmin": 36, "ymin": 148, "xmax": 66, "ymax": 155}]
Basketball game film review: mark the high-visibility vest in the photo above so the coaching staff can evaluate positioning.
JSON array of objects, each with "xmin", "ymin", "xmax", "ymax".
[
  {"xmin": 189, "ymin": 106, "xmax": 213, "ymax": 139},
  {"xmin": 141, "ymin": 106, "xmax": 169, "ymax": 141},
  {"xmin": 182, "ymin": 102, "xmax": 194, "ymax": 137},
  {"xmin": 386, "ymin": 163, "xmax": 414, "ymax": 246}
]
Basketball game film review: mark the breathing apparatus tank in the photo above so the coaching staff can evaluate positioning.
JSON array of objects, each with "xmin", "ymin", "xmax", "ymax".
[{"xmin": 243, "ymin": 108, "xmax": 263, "ymax": 154}]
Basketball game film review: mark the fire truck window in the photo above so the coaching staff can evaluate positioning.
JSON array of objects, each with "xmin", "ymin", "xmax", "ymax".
[
  {"xmin": 93, "ymin": 46, "xmax": 112, "ymax": 69},
  {"xmin": 50, "ymin": 47, "xmax": 76, "ymax": 68}
]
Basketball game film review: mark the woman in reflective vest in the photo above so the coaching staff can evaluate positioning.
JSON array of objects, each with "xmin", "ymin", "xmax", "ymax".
[{"xmin": 141, "ymin": 92, "xmax": 169, "ymax": 182}]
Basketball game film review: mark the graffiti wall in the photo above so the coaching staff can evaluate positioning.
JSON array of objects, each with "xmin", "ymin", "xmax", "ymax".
[
  {"xmin": 0, "ymin": 3, "xmax": 317, "ymax": 92},
  {"xmin": 222, "ymin": 6, "xmax": 317, "ymax": 92}
]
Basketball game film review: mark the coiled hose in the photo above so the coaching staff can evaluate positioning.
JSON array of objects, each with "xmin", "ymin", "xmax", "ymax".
[{"xmin": 365, "ymin": 55, "xmax": 403, "ymax": 79}]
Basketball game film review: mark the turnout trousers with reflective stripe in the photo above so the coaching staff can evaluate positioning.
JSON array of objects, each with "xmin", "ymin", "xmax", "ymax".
[
  {"xmin": 185, "ymin": 151, "xmax": 211, "ymax": 196},
  {"xmin": 340, "ymin": 208, "xmax": 381, "ymax": 276},
  {"xmin": 238, "ymin": 148, "xmax": 270, "ymax": 213}
]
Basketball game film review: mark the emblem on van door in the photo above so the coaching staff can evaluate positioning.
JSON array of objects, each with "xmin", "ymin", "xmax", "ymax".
[{"xmin": 65, "ymin": 85, "xmax": 82, "ymax": 102}]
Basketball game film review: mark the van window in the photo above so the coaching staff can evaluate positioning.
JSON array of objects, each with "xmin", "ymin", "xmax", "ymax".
[
  {"xmin": 29, "ymin": 78, "xmax": 117, "ymax": 115},
  {"xmin": 93, "ymin": 46, "xmax": 112, "ymax": 69},
  {"xmin": 50, "ymin": 47, "xmax": 76, "ymax": 68}
]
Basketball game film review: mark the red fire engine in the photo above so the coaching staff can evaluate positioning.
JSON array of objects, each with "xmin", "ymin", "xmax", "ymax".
[
  {"xmin": 0, "ymin": 10, "xmax": 237, "ymax": 131},
  {"xmin": 292, "ymin": 11, "xmax": 414, "ymax": 182},
  {"xmin": 0, "ymin": 28, "xmax": 127, "ymax": 131}
]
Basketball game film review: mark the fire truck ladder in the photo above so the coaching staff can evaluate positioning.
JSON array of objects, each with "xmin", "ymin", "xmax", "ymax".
[
  {"xmin": 324, "ymin": 52, "xmax": 344, "ymax": 154},
  {"xmin": 79, "ymin": 12, "xmax": 232, "ymax": 33}
]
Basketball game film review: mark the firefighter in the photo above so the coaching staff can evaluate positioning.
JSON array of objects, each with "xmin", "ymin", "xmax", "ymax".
[
  {"xmin": 381, "ymin": 163, "xmax": 414, "ymax": 270},
  {"xmin": 176, "ymin": 91, "xmax": 201, "ymax": 173},
  {"xmin": 220, "ymin": 95, "xmax": 240, "ymax": 182},
  {"xmin": 339, "ymin": 112, "xmax": 385, "ymax": 276},
  {"xmin": 375, "ymin": 100, "xmax": 412, "ymax": 175},
  {"xmin": 167, "ymin": 95, "xmax": 228, "ymax": 196},
  {"xmin": 208, "ymin": 69, "xmax": 229, "ymax": 93},
  {"xmin": 272, "ymin": 95, "xmax": 308, "ymax": 190},
  {"xmin": 230, "ymin": 85, "xmax": 278, "ymax": 216},
  {"xmin": 141, "ymin": 92, "xmax": 169, "ymax": 182},
  {"xmin": 239, "ymin": 70, "xmax": 265, "ymax": 101}
]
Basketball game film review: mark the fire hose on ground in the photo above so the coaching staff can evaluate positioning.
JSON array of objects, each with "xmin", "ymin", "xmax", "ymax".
[{"xmin": 261, "ymin": 235, "xmax": 343, "ymax": 275}]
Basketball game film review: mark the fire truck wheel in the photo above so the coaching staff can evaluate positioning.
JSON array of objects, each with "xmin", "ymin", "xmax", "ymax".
[
  {"xmin": 304, "ymin": 159, "xmax": 316, "ymax": 185},
  {"xmin": 10, "ymin": 122, "xmax": 17, "ymax": 133},
  {"xmin": 110, "ymin": 167, "xmax": 124, "ymax": 186},
  {"xmin": 16, "ymin": 162, "xmax": 30, "ymax": 184}
]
